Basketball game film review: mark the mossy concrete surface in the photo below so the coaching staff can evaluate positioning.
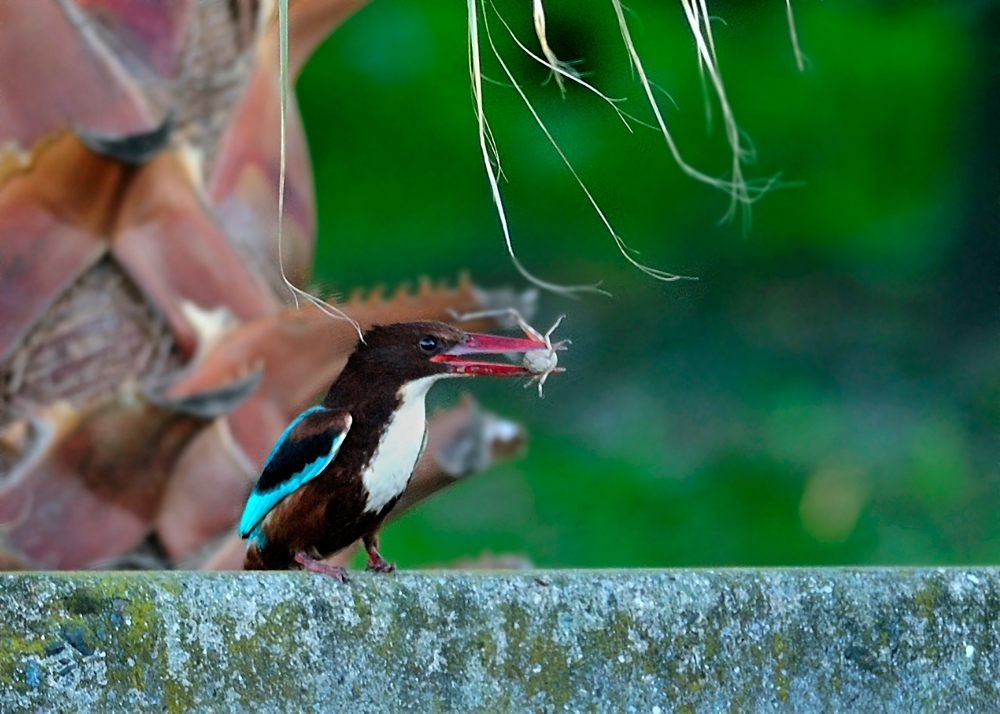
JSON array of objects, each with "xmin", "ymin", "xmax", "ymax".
[{"xmin": 0, "ymin": 569, "xmax": 998, "ymax": 712}]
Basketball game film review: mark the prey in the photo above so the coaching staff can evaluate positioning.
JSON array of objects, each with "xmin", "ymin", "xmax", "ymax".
[{"xmin": 450, "ymin": 308, "xmax": 569, "ymax": 397}]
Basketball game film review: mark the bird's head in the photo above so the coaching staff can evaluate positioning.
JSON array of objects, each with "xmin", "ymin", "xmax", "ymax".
[{"xmin": 350, "ymin": 320, "xmax": 549, "ymax": 383}]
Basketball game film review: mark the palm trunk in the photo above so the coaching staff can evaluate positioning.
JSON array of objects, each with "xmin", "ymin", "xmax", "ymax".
[{"xmin": 0, "ymin": 0, "xmax": 530, "ymax": 570}]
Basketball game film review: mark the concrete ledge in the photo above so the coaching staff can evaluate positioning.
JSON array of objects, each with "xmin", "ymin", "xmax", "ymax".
[{"xmin": 1, "ymin": 568, "xmax": 998, "ymax": 712}]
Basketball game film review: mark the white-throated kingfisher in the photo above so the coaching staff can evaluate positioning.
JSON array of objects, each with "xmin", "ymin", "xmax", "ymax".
[{"xmin": 239, "ymin": 320, "xmax": 556, "ymax": 580}]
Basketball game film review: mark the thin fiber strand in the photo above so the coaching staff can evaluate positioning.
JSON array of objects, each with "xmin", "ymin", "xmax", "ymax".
[
  {"xmin": 482, "ymin": 2, "xmax": 694, "ymax": 283},
  {"xmin": 468, "ymin": 0, "xmax": 606, "ymax": 296},
  {"xmin": 785, "ymin": 0, "xmax": 806, "ymax": 72},
  {"xmin": 492, "ymin": 3, "xmax": 652, "ymax": 133},
  {"xmin": 531, "ymin": 0, "xmax": 580, "ymax": 97},
  {"xmin": 276, "ymin": 0, "xmax": 362, "ymax": 337},
  {"xmin": 611, "ymin": 0, "xmax": 780, "ymax": 228}
]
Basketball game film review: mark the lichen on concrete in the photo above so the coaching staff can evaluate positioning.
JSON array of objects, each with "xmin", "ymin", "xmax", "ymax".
[{"xmin": 1, "ymin": 568, "xmax": 999, "ymax": 712}]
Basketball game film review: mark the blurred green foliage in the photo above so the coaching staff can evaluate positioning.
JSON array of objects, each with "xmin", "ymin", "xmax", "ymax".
[{"xmin": 296, "ymin": 1, "xmax": 999, "ymax": 567}]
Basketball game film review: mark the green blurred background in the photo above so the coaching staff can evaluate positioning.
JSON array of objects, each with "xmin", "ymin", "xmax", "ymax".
[{"xmin": 295, "ymin": 1, "xmax": 999, "ymax": 567}]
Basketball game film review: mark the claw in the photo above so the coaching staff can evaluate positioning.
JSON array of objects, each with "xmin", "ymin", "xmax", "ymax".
[
  {"xmin": 294, "ymin": 551, "xmax": 350, "ymax": 582},
  {"xmin": 365, "ymin": 544, "xmax": 396, "ymax": 573}
]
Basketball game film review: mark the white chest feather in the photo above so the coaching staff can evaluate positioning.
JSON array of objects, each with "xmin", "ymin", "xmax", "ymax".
[{"xmin": 361, "ymin": 377, "xmax": 436, "ymax": 513}]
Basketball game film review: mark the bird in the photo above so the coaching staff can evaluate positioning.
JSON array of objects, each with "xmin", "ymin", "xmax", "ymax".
[{"xmin": 238, "ymin": 320, "xmax": 558, "ymax": 580}]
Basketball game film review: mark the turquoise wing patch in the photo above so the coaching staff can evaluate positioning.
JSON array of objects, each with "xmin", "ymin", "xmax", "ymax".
[{"xmin": 239, "ymin": 406, "xmax": 351, "ymax": 540}]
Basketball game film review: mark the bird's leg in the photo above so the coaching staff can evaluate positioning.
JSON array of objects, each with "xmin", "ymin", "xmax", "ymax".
[
  {"xmin": 294, "ymin": 551, "xmax": 350, "ymax": 582},
  {"xmin": 363, "ymin": 532, "xmax": 396, "ymax": 573}
]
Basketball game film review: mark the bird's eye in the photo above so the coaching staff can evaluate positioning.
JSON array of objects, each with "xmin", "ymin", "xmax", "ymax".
[{"xmin": 419, "ymin": 336, "xmax": 439, "ymax": 353}]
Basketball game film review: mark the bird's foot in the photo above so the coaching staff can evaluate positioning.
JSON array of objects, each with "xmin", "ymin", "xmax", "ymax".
[
  {"xmin": 365, "ymin": 547, "xmax": 396, "ymax": 574},
  {"xmin": 294, "ymin": 551, "xmax": 350, "ymax": 582}
]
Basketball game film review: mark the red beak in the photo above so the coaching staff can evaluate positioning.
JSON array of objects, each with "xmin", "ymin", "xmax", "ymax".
[{"xmin": 431, "ymin": 332, "xmax": 561, "ymax": 376}]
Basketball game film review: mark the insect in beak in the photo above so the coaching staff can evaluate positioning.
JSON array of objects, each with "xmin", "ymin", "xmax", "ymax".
[
  {"xmin": 431, "ymin": 332, "xmax": 562, "ymax": 376},
  {"xmin": 447, "ymin": 309, "xmax": 570, "ymax": 397}
]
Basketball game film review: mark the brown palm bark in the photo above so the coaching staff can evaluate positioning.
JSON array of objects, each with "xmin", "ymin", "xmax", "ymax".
[{"xmin": 0, "ymin": 1, "xmax": 533, "ymax": 570}]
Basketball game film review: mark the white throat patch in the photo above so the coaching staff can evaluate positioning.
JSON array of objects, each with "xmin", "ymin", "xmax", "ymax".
[{"xmin": 361, "ymin": 375, "xmax": 440, "ymax": 513}]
